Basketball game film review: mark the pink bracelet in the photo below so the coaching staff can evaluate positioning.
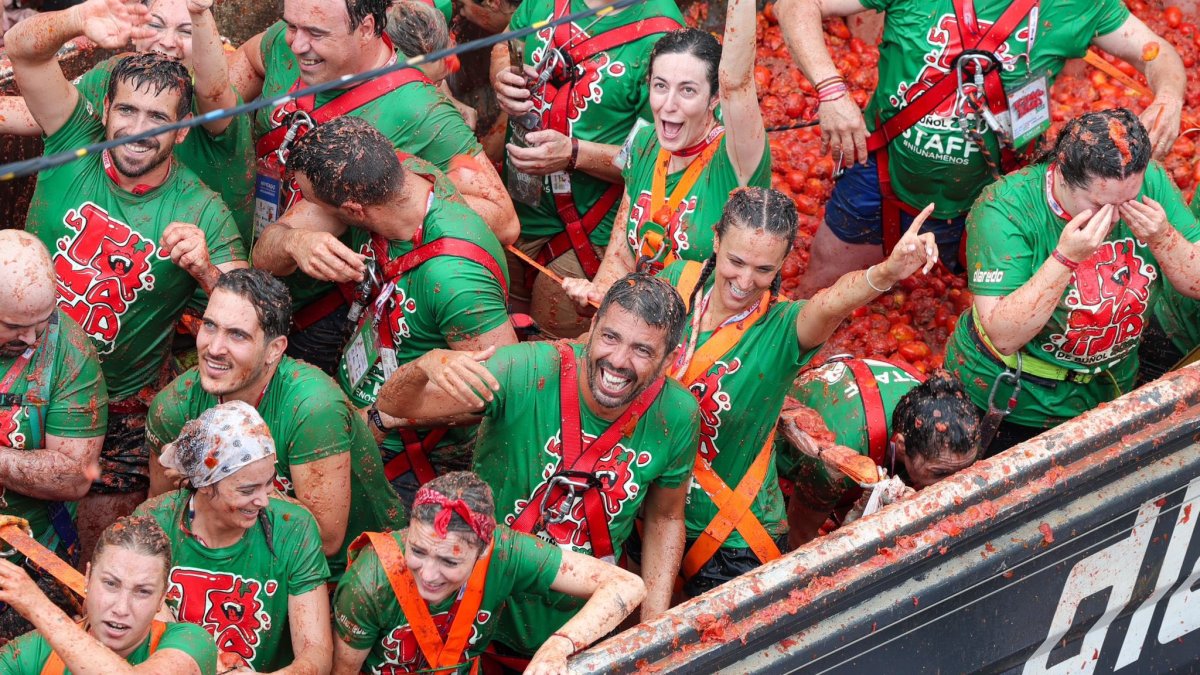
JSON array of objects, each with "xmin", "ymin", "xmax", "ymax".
[{"xmin": 1051, "ymin": 249, "xmax": 1080, "ymax": 271}]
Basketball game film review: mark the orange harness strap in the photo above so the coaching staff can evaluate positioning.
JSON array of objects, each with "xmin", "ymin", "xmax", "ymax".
[
  {"xmin": 680, "ymin": 431, "xmax": 781, "ymax": 579},
  {"xmin": 669, "ymin": 265, "xmax": 781, "ymax": 577},
  {"xmin": 40, "ymin": 621, "xmax": 167, "ymax": 675},
  {"xmin": 359, "ymin": 532, "xmax": 492, "ymax": 674}
]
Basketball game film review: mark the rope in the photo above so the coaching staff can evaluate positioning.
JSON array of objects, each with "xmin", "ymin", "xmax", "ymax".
[{"xmin": 0, "ymin": 0, "xmax": 648, "ymax": 181}]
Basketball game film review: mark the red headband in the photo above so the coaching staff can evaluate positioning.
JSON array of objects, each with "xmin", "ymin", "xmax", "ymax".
[{"xmin": 413, "ymin": 486, "xmax": 495, "ymax": 545}]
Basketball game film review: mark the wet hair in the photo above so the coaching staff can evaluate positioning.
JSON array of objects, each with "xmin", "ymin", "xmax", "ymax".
[
  {"xmin": 386, "ymin": 0, "xmax": 449, "ymax": 57},
  {"xmin": 1051, "ymin": 108, "xmax": 1151, "ymax": 190},
  {"xmin": 93, "ymin": 515, "xmax": 173, "ymax": 586},
  {"xmin": 690, "ymin": 187, "xmax": 798, "ymax": 312},
  {"xmin": 347, "ymin": 0, "xmax": 390, "ymax": 36},
  {"xmin": 412, "ymin": 472, "xmax": 495, "ymax": 550},
  {"xmin": 649, "ymin": 28, "xmax": 722, "ymax": 99},
  {"xmin": 596, "ymin": 273, "xmax": 688, "ymax": 351},
  {"xmin": 213, "ymin": 269, "xmax": 292, "ymax": 341},
  {"xmin": 288, "ymin": 116, "xmax": 405, "ymax": 207},
  {"xmin": 891, "ymin": 370, "xmax": 980, "ymax": 462},
  {"xmin": 107, "ymin": 52, "xmax": 193, "ymax": 119}
]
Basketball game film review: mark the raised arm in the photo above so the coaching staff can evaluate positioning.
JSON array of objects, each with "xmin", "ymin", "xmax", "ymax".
[
  {"xmin": 794, "ymin": 205, "xmax": 938, "ymax": 350},
  {"xmin": 719, "ymin": 0, "xmax": 766, "ymax": 185},
  {"xmin": 525, "ymin": 550, "xmax": 646, "ymax": 675},
  {"xmin": 0, "ymin": 561, "xmax": 203, "ymax": 675},
  {"xmin": 5, "ymin": 0, "xmax": 151, "ymax": 136},
  {"xmin": 1092, "ymin": 14, "xmax": 1186, "ymax": 159},
  {"xmin": 186, "ymin": 0, "xmax": 236, "ymax": 135},
  {"xmin": 375, "ymin": 347, "xmax": 499, "ymax": 421},
  {"xmin": 227, "ymin": 30, "xmax": 267, "ymax": 103},
  {"xmin": 251, "ymin": 200, "xmax": 361, "ymax": 283},
  {"xmin": 974, "ymin": 206, "xmax": 1115, "ymax": 354},
  {"xmin": 776, "ymin": 0, "xmax": 869, "ymax": 164}
]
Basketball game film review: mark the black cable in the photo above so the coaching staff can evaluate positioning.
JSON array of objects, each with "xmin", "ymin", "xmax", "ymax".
[
  {"xmin": 0, "ymin": 0, "xmax": 647, "ymax": 181},
  {"xmin": 766, "ymin": 118, "xmax": 821, "ymax": 132}
]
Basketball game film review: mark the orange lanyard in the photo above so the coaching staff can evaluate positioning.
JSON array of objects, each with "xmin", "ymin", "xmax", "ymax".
[
  {"xmin": 671, "ymin": 288, "xmax": 770, "ymax": 385},
  {"xmin": 648, "ymin": 126, "xmax": 725, "ymax": 227}
]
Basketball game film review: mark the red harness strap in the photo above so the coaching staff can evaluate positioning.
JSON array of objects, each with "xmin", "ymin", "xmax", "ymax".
[
  {"xmin": 508, "ymin": 342, "xmax": 665, "ymax": 562},
  {"xmin": 534, "ymin": 0, "xmax": 680, "ymax": 278},
  {"xmin": 867, "ymin": 0, "xmax": 1037, "ymax": 253},
  {"xmin": 376, "ymin": 236, "xmax": 509, "ymax": 299},
  {"xmin": 841, "ymin": 358, "xmax": 926, "ymax": 466},
  {"xmin": 384, "ymin": 427, "xmax": 448, "ymax": 486}
]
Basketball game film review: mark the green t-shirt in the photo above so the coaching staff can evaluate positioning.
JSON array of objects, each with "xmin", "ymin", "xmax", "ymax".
[
  {"xmin": 621, "ymin": 125, "xmax": 772, "ymax": 263},
  {"xmin": 505, "ymin": 0, "xmax": 683, "ymax": 245},
  {"xmin": 145, "ymin": 357, "xmax": 408, "ymax": 578},
  {"xmin": 255, "ymin": 21, "xmax": 480, "ymax": 169},
  {"xmin": 0, "ymin": 621, "xmax": 218, "ymax": 675},
  {"xmin": 860, "ymin": 0, "xmax": 1129, "ymax": 218},
  {"xmin": 945, "ymin": 161, "xmax": 1200, "ymax": 428},
  {"xmin": 256, "ymin": 19, "xmax": 481, "ymax": 311},
  {"xmin": 135, "ymin": 490, "xmax": 330, "ymax": 673},
  {"xmin": 473, "ymin": 341, "xmax": 699, "ymax": 653},
  {"xmin": 336, "ymin": 156, "xmax": 510, "ymax": 461},
  {"xmin": 74, "ymin": 55, "xmax": 256, "ymax": 246},
  {"xmin": 1151, "ymin": 278, "xmax": 1200, "ymax": 356},
  {"xmin": 659, "ymin": 262, "xmax": 816, "ymax": 547},
  {"xmin": 0, "ymin": 311, "xmax": 106, "ymax": 552},
  {"xmin": 25, "ymin": 98, "xmax": 245, "ymax": 401},
  {"xmin": 778, "ymin": 358, "xmax": 922, "ymax": 511},
  {"xmin": 333, "ymin": 526, "xmax": 562, "ymax": 674}
]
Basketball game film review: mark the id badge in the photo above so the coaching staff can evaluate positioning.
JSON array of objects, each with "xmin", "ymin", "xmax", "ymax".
[
  {"xmin": 550, "ymin": 171, "xmax": 571, "ymax": 195},
  {"xmin": 1006, "ymin": 74, "xmax": 1051, "ymax": 149},
  {"xmin": 344, "ymin": 312, "xmax": 382, "ymax": 394},
  {"xmin": 254, "ymin": 161, "xmax": 284, "ymax": 238}
]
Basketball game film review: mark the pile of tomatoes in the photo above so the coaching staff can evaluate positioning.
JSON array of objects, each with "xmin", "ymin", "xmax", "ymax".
[{"xmin": 698, "ymin": 1, "xmax": 1200, "ymax": 374}]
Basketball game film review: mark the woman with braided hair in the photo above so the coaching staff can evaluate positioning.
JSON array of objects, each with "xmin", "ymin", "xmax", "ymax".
[
  {"xmin": 331, "ymin": 471, "xmax": 644, "ymax": 675},
  {"xmin": 626, "ymin": 186, "xmax": 938, "ymax": 597}
]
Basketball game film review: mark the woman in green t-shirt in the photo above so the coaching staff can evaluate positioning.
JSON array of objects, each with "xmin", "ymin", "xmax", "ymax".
[
  {"xmin": 148, "ymin": 401, "xmax": 332, "ymax": 674},
  {"xmin": 0, "ymin": 515, "xmax": 218, "ymax": 675},
  {"xmin": 628, "ymin": 186, "xmax": 938, "ymax": 596},
  {"xmin": 332, "ymin": 472, "xmax": 644, "ymax": 675},
  {"xmin": 780, "ymin": 365, "xmax": 980, "ymax": 547},
  {"xmin": 566, "ymin": 0, "xmax": 771, "ymax": 308}
]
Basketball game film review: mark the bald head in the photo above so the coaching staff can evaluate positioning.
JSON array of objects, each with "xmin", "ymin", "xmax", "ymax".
[{"xmin": 0, "ymin": 231, "xmax": 57, "ymax": 357}]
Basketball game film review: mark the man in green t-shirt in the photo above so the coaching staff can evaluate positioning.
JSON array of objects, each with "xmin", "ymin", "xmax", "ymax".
[
  {"xmin": 375, "ymin": 273, "xmax": 700, "ymax": 657},
  {"xmin": 0, "ymin": 0, "xmax": 255, "ymax": 244},
  {"xmin": 7, "ymin": 0, "xmax": 248, "ymax": 561},
  {"xmin": 777, "ymin": 0, "xmax": 1185, "ymax": 298},
  {"xmin": 945, "ymin": 108, "xmax": 1200, "ymax": 456},
  {"xmin": 0, "ymin": 232, "xmax": 107, "ymax": 640},
  {"xmin": 236, "ymin": 0, "xmax": 517, "ymax": 374},
  {"xmin": 281, "ymin": 117, "xmax": 516, "ymax": 503},
  {"xmin": 491, "ymin": 0, "xmax": 682, "ymax": 339},
  {"xmin": 145, "ymin": 269, "xmax": 407, "ymax": 578}
]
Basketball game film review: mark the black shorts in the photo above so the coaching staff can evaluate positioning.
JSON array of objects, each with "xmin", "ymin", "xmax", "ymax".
[
  {"xmin": 94, "ymin": 409, "xmax": 149, "ymax": 494},
  {"xmin": 286, "ymin": 303, "xmax": 352, "ymax": 376}
]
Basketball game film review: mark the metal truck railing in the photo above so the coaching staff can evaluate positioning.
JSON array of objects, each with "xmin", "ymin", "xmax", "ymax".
[{"xmin": 574, "ymin": 365, "xmax": 1200, "ymax": 674}]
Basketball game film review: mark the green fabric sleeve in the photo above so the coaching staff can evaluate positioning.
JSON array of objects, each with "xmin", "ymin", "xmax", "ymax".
[
  {"xmin": 158, "ymin": 622, "xmax": 219, "ymax": 675},
  {"xmin": 332, "ymin": 544, "xmax": 394, "ymax": 650},
  {"xmin": 285, "ymin": 506, "xmax": 333, "ymax": 596},
  {"xmin": 284, "ymin": 389, "xmax": 356, "ymax": 466},
  {"xmin": 423, "ymin": 259, "xmax": 511, "ymax": 343},
  {"xmin": 43, "ymin": 317, "xmax": 108, "ymax": 438},
  {"xmin": 506, "ymin": 529, "xmax": 564, "ymax": 596},
  {"xmin": 43, "ymin": 96, "xmax": 103, "ymax": 154}
]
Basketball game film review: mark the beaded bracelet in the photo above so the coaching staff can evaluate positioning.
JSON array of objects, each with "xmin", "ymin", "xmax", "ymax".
[
  {"xmin": 813, "ymin": 74, "xmax": 844, "ymax": 90},
  {"xmin": 818, "ymin": 84, "xmax": 849, "ymax": 102},
  {"xmin": 1051, "ymin": 249, "xmax": 1080, "ymax": 271}
]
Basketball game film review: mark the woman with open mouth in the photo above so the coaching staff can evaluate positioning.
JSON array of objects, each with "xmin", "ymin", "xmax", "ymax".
[
  {"xmin": 654, "ymin": 185, "xmax": 938, "ymax": 598},
  {"xmin": 135, "ymin": 400, "xmax": 333, "ymax": 674},
  {"xmin": 567, "ymin": 0, "xmax": 771, "ymax": 309},
  {"xmin": 331, "ymin": 471, "xmax": 645, "ymax": 675},
  {"xmin": 0, "ymin": 515, "xmax": 217, "ymax": 674}
]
